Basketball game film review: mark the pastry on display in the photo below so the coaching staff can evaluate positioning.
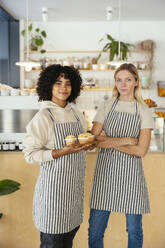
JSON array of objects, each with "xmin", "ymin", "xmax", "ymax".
[
  {"xmin": 65, "ymin": 135, "xmax": 76, "ymax": 146},
  {"xmin": 155, "ymin": 112, "xmax": 165, "ymax": 120},
  {"xmin": 158, "ymin": 88, "xmax": 165, "ymax": 97},
  {"xmin": 144, "ymin": 98, "xmax": 157, "ymax": 108}
]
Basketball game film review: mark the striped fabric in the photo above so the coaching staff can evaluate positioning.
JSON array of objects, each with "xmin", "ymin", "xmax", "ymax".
[
  {"xmin": 90, "ymin": 98, "xmax": 150, "ymax": 214},
  {"xmin": 33, "ymin": 108, "xmax": 86, "ymax": 234}
]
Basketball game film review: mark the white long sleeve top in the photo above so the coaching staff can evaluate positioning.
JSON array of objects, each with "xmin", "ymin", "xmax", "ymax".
[{"xmin": 23, "ymin": 101, "xmax": 87, "ymax": 164}]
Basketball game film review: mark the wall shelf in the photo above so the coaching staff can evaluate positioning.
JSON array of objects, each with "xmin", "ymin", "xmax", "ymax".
[
  {"xmin": 23, "ymin": 48, "xmax": 153, "ymax": 93},
  {"xmin": 83, "ymin": 87, "xmax": 113, "ymax": 91},
  {"xmin": 25, "ymin": 68, "xmax": 150, "ymax": 72},
  {"xmin": 24, "ymin": 49, "xmax": 152, "ymax": 54},
  {"xmin": 82, "ymin": 87, "xmax": 149, "ymax": 91}
]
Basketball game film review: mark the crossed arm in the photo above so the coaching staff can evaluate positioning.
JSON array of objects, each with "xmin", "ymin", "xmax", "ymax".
[{"xmin": 91, "ymin": 122, "xmax": 151, "ymax": 158}]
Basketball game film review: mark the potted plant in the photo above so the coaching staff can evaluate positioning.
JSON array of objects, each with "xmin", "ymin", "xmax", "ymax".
[
  {"xmin": 98, "ymin": 34, "xmax": 132, "ymax": 61},
  {"xmin": 21, "ymin": 24, "xmax": 47, "ymax": 54},
  {"xmin": 0, "ymin": 179, "xmax": 21, "ymax": 218}
]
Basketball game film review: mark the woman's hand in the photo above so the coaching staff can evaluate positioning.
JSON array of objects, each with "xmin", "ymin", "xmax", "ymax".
[
  {"xmin": 63, "ymin": 141, "xmax": 98, "ymax": 153},
  {"xmin": 100, "ymin": 130, "xmax": 107, "ymax": 136},
  {"xmin": 84, "ymin": 141, "xmax": 99, "ymax": 151},
  {"xmin": 63, "ymin": 144, "xmax": 85, "ymax": 154},
  {"xmin": 52, "ymin": 141, "xmax": 98, "ymax": 159},
  {"xmin": 52, "ymin": 145, "xmax": 84, "ymax": 158}
]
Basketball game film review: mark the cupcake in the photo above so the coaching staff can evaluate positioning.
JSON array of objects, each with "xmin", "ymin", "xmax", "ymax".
[
  {"xmin": 65, "ymin": 135, "xmax": 76, "ymax": 146},
  {"xmin": 78, "ymin": 133, "xmax": 88, "ymax": 144},
  {"xmin": 85, "ymin": 132, "xmax": 95, "ymax": 142}
]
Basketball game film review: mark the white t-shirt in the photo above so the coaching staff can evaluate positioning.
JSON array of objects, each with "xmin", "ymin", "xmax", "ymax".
[
  {"xmin": 23, "ymin": 101, "xmax": 87, "ymax": 164},
  {"xmin": 94, "ymin": 98, "xmax": 154, "ymax": 130}
]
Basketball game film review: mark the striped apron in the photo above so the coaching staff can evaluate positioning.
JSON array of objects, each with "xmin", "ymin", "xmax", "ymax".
[
  {"xmin": 33, "ymin": 108, "xmax": 86, "ymax": 234},
  {"xmin": 90, "ymin": 98, "xmax": 150, "ymax": 214}
]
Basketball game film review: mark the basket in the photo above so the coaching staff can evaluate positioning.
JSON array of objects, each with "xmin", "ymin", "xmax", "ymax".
[{"xmin": 157, "ymin": 81, "xmax": 165, "ymax": 97}]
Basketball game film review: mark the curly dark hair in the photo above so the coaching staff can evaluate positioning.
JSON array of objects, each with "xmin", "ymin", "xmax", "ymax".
[{"xmin": 36, "ymin": 64, "xmax": 83, "ymax": 102}]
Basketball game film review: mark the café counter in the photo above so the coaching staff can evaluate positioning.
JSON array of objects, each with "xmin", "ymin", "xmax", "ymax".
[{"xmin": 0, "ymin": 151, "xmax": 165, "ymax": 248}]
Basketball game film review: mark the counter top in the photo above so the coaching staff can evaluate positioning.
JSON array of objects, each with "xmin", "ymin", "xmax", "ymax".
[{"xmin": 0, "ymin": 95, "xmax": 39, "ymax": 109}]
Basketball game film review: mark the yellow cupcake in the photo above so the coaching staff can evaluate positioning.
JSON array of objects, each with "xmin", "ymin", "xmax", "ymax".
[
  {"xmin": 65, "ymin": 135, "xmax": 76, "ymax": 146},
  {"xmin": 85, "ymin": 132, "xmax": 95, "ymax": 142},
  {"xmin": 78, "ymin": 133, "xmax": 88, "ymax": 144}
]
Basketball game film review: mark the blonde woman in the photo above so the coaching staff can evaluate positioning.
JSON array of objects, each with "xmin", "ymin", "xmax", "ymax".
[{"xmin": 88, "ymin": 63, "xmax": 153, "ymax": 248}]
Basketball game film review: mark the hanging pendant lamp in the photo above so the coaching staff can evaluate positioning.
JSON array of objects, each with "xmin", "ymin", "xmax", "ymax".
[
  {"xmin": 16, "ymin": 0, "xmax": 40, "ymax": 71},
  {"xmin": 108, "ymin": 0, "xmax": 127, "ymax": 67}
]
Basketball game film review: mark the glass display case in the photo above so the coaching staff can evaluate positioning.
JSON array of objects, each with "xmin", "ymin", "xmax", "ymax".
[{"xmin": 149, "ymin": 116, "xmax": 165, "ymax": 152}]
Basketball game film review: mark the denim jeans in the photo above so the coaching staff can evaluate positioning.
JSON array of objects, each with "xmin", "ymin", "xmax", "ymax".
[
  {"xmin": 88, "ymin": 209, "xmax": 143, "ymax": 248},
  {"xmin": 40, "ymin": 225, "xmax": 80, "ymax": 248}
]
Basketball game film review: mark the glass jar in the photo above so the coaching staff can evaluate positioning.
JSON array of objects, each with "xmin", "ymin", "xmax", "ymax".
[
  {"xmin": 2, "ymin": 143, "xmax": 9, "ymax": 151},
  {"xmin": 18, "ymin": 143, "xmax": 23, "ymax": 150},
  {"xmin": 9, "ymin": 142, "xmax": 16, "ymax": 150}
]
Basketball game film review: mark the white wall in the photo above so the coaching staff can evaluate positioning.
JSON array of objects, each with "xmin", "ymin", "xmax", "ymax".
[{"xmin": 23, "ymin": 21, "xmax": 165, "ymax": 106}]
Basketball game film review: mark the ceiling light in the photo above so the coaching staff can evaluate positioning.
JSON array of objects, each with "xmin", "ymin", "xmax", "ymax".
[
  {"xmin": 42, "ymin": 7, "xmax": 48, "ymax": 22},
  {"xmin": 106, "ymin": 6, "xmax": 113, "ymax": 21},
  {"xmin": 16, "ymin": 61, "xmax": 40, "ymax": 71}
]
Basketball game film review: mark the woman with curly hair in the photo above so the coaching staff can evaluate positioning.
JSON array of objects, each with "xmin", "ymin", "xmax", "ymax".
[{"xmin": 23, "ymin": 64, "xmax": 95, "ymax": 248}]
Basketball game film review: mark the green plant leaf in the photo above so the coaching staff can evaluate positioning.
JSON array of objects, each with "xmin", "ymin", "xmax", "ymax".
[
  {"xmin": 35, "ymin": 37, "xmax": 44, "ymax": 46},
  {"xmin": 110, "ymin": 45, "xmax": 116, "ymax": 61},
  {"xmin": 98, "ymin": 33, "xmax": 131, "ymax": 62},
  {"xmin": 107, "ymin": 34, "xmax": 114, "ymax": 41},
  {"xmin": 41, "ymin": 31, "xmax": 47, "ymax": 38},
  {"xmin": 35, "ymin": 28, "xmax": 40, "ymax": 32},
  {"xmin": 28, "ymin": 24, "xmax": 33, "ymax": 32},
  {"xmin": 97, "ymin": 53, "xmax": 102, "ymax": 61},
  {"xmin": 114, "ymin": 41, "xmax": 119, "ymax": 56},
  {"xmin": 108, "ymin": 41, "xmax": 119, "ymax": 61},
  {"xmin": 0, "ymin": 180, "xmax": 21, "ymax": 196},
  {"xmin": 102, "ymin": 43, "xmax": 111, "ymax": 52},
  {"xmin": 21, "ymin": 30, "xmax": 25, "ymax": 36},
  {"xmin": 0, "ymin": 213, "xmax": 3, "ymax": 218},
  {"xmin": 122, "ymin": 48, "xmax": 127, "ymax": 60},
  {"xmin": 40, "ymin": 49, "xmax": 46, "ymax": 54}
]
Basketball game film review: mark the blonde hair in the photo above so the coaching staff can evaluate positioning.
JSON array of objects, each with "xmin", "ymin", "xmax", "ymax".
[{"xmin": 112, "ymin": 63, "xmax": 144, "ymax": 104}]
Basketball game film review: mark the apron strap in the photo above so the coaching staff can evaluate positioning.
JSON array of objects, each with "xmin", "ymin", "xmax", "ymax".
[
  {"xmin": 135, "ymin": 101, "xmax": 139, "ymax": 116},
  {"xmin": 71, "ymin": 107, "xmax": 81, "ymax": 122},
  {"xmin": 111, "ymin": 97, "xmax": 119, "ymax": 112},
  {"xmin": 112, "ymin": 98, "xmax": 139, "ymax": 116},
  {"xmin": 47, "ymin": 108, "xmax": 56, "ymax": 122},
  {"xmin": 47, "ymin": 107, "xmax": 81, "ymax": 123}
]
